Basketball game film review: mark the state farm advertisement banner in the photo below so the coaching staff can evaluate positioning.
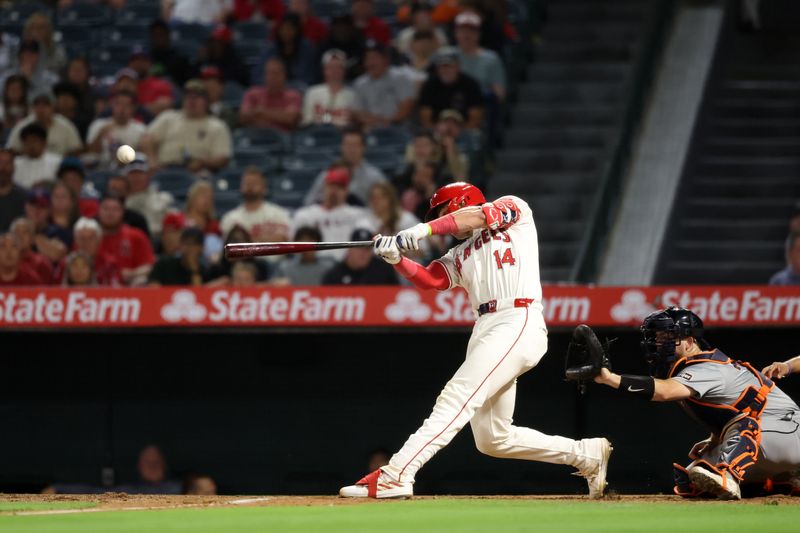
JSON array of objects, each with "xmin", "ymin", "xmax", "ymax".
[{"xmin": 0, "ymin": 286, "xmax": 798, "ymax": 329}]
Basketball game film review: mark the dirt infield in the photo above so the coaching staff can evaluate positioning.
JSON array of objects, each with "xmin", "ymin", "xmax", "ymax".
[{"xmin": 1, "ymin": 493, "xmax": 799, "ymax": 515}]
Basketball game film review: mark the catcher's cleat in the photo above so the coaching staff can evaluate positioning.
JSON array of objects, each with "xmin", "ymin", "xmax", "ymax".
[
  {"xmin": 339, "ymin": 468, "xmax": 413, "ymax": 499},
  {"xmin": 575, "ymin": 438, "xmax": 613, "ymax": 498},
  {"xmin": 687, "ymin": 464, "xmax": 741, "ymax": 500}
]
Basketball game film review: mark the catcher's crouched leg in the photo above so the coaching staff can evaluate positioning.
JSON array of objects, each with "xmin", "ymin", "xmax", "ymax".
[{"xmin": 714, "ymin": 416, "xmax": 761, "ymax": 481}]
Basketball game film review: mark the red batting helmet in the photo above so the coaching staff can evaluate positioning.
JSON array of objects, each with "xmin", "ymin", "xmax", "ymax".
[{"xmin": 425, "ymin": 182, "xmax": 486, "ymax": 221}]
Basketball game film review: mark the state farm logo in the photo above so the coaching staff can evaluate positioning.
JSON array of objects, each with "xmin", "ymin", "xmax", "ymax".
[
  {"xmin": 161, "ymin": 290, "xmax": 207, "ymax": 323},
  {"xmin": 611, "ymin": 290, "xmax": 656, "ymax": 323},
  {"xmin": 385, "ymin": 290, "xmax": 432, "ymax": 322}
]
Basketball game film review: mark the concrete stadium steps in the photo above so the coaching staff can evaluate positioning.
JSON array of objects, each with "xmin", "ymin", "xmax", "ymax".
[
  {"xmin": 655, "ymin": 1, "xmax": 800, "ymax": 284},
  {"xmin": 491, "ymin": 0, "xmax": 654, "ymax": 282}
]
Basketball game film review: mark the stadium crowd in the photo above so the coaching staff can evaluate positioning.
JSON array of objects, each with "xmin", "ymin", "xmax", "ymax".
[{"xmin": 0, "ymin": 0, "xmax": 524, "ymax": 288}]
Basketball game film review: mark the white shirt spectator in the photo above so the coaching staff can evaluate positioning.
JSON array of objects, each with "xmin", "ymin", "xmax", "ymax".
[
  {"xmin": 395, "ymin": 27, "xmax": 448, "ymax": 56},
  {"xmin": 220, "ymin": 201, "xmax": 291, "ymax": 241},
  {"xmin": 13, "ymin": 151, "xmax": 61, "ymax": 188},
  {"xmin": 86, "ymin": 118, "xmax": 147, "ymax": 170},
  {"xmin": 6, "ymin": 114, "xmax": 82, "ymax": 155},
  {"xmin": 302, "ymin": 85, "xmax": 356, "ymax": 127},
  {"xmin": 352, "ymin": 67, "xmax": 417, "ymax": 122},
  {"xmin": 303, "ymin": 161, "xmax": 387, "ymax": 207},
  {"xmin": 291, "ymin": 204, "xmax": 368, "ymax": 260},
  {"xmin": 169, "ymin": 0, "xmax": 232, "ymax": 25}
]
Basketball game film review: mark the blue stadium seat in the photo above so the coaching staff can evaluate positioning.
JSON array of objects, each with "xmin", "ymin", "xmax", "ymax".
[
  {"xmin": 101, "ymin": 24, "xmax": 149, "ymax": 44},
  {"xmin": 214, "ymin": 190, "xmax": 240, "ymax": 214},
  {"xmin": 365, "ymin": 126, "xmax": 410, "ymax": 151},
  {"xmin": 233, "ymin": 21, "xmax": 268, "ymax": 42},
  {"xmin": 374, "ymin": 1, "xmax": 396, "ymax": 20},
  {"xmin": 57, "ymin": 3, "xmax": 110, "ymax": 25},
  {"xmin": 153, "ymin": 169, "xmax": 196, "ymax": 199},
  {"xmin": 270, "ymin": 170, "xmax": 319, "ymax": 209},
  {"xmin": 90, "ymin": 42, "xmax": 137, "ymax": 66},
  {"xmin": 310, "ymin": 0, "xmax": 344, "ymax": 20},
  {"xmin": 282, "ymin": 153, "xmax": 333, "ymax": 172},
  {"xmin": 221, "ymin": 81, "xmax": 244, "ymax": 108},
  {"xmin": 233, "ymin": 128, "xmax": 288, "ymax": 152},
  {"xmin": 233, "ymin": 148, "xmax": 281, "ymax": 169},
  {"xmin": 214, "ymin": 168, "xmax": 245, "ymax": 193},
  {"xmin": 2, "ymin": 2, "xmax": 51, "ymax": 24},
  {"xmin": 293, "ymin": 125, "xmax": 342, "ymax": 151},
  {"xmin": 170, "ymin": 23, "xmax": 211, "ymax": 45},
  {"xmin": 86, "ymin": 169, "xmax": 116, "ymax": 194},
  {"xmin": 115, "ymin": 4, "xmax": 160, "ymax": 24},
  {"xmin": 365, "ymin": 148, "xmax": 403, "ymax": 177},
  {"xmin": 56, "ymin": 24, "xmax": 96, "ymax": 48}
]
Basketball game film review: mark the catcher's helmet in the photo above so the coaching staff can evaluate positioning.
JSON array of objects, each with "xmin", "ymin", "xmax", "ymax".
[
  {"xmin": 425, "ymin": 182, "xmax": 486, "ymax": 221},
  {"xmin": 640, "ymin": 307, "xmax": 707, "ymax": 378}
]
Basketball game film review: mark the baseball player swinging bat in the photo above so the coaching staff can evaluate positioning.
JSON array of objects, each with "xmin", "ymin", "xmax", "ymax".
[{"xmin": 224, "ymin": 240, "xmax": 373, "ymax": 259}]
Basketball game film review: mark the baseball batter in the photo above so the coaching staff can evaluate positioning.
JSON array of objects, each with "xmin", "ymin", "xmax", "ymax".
[{"xmin": 339, "ymin": 182, "xmax": 612, "ymax": 499}]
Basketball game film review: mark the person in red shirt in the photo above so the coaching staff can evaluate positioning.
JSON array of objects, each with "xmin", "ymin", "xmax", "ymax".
[
  {"xmin": 352, "ymin": 0, "xmax": 391, "ymax": 45},
  {"xmin": 96, "ymin": 195, "xmax": 155, "ymax": 286},
  {"xmin": 68, "ymin": 216, "xmax": 122, "ymax": 286},
  {"xmin": 9, "ymin": 217, "xmax": 53, "ymax": 284},
  {"xmin": 287, "ymin": 0, "xmax": 329, "ymax": 44},
  {"xmin": 0, "ymin": 232, "xmax": 42, "ymax": 286},
  {"xmin": 239, "ymin": 58, "xmax": 302, "ymax": 131},
  {"xmin": 128, "ymin": 47, "xmax": 175, "ymax": 117},
  {"xmin": 231, "ymin": 0, "xmax": 286, "ymax": 22}
]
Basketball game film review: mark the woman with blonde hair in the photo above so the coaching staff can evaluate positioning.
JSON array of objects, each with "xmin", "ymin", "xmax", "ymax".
[
  {"xmin": 22, "ymin": 12, "xmax": 67, "ymax": 74},
  {"xmin": 183, "ymin": 180, "xmax": 223, "ymax": 262}
]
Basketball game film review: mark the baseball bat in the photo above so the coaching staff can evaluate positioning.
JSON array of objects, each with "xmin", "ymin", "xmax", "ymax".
[{"xmin": 224, "ymin": 241, "xmax": 373, "ymax": 259}]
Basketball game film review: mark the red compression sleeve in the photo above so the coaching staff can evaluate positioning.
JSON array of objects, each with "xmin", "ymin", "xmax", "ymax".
[
  {"xmin": 427, "ymin": 213, "xmax": 458, "ymax": 235},
  {"xmin": 394, "ymin": 257, "xmax": 450, "ymax": 290}
]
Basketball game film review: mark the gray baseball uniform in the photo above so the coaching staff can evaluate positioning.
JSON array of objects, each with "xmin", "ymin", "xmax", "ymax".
[{"xmin": 673, "ymin": 361, "xmax": 800, "ymax": 481}]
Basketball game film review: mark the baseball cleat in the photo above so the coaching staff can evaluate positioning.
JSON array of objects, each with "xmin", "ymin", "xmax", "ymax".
[
  {"xmin": 339, "ymin": 468, "xmax": 413, "ymax": 499},
  {"xmin": 687, "ymin": 465, "xmax": 741, "ymax": 500},
  {"xmin": 575, "ymin": 437, "xmax": 613, "ymax": 498}
]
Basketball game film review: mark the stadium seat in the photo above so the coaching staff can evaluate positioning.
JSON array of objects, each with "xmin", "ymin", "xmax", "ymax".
[
  {"xmin": 57, "ymin": 3, "xmax": 110, "ymax": 25},
  {"xmin": 233, "ymin": 128, "xmax": 288, "ymax": 152},
  {"xmin": 213, "ymin": 190, "xmax": 240, "ymax": 214},
  {"xmin": 115, "ymin": 4, "xmax": 160, "ymax": 24},
  {"xmin": 214, "ymin": 168, "xmax": 244, "ymax": 193},
  {"xmin": 170, "ymin": 23, "xmax": 211, "ymax": 45},
  {"xmin": 233, "ymin": 21, "xmax": 269, "ymax": 42},
  {"xmin": 90, "ymin": 42, "xmax": 137, "ymax": 66},
  {"xmin": 56, "ymin": 24, "xmax": 96, "ymax": 48},
  {"xmin": 365, "ymin": 127, "xmax": 410, "ymax": 151},
  {"xmin": 282, "ymin": 153, "xmax": 332, "ymax": 172},
  {"xmin": 101, "ymin": 24, "xmax": 149, "ymax": 44},
  {"xmin": 270, "ymin": 170, "xmax": 319, "ymax": 209},
  {"xmin": 310, "ymin": 0, "xmax": 345, "ymax": 20},
  {"xmin": 365, "ymin": 147, "xmax": 403, "ymax": 177},
  {"xmin": 293, "ymin": 125, "xmax": 342, "ymax": 151},
  {"xmin": 153, "ymin": 169, "xmax": 196, "ymax": 199},
  {"xmin": 86, "ymin": 169, "xmax": 116, "ymax": 193},
  {"xmin": 233, "ymin": 148, "xmax": 281, "ymax": 170},
  {"xmin": 2, "ymin": 2, "xmax": 51, "ymax": 23},
  {"xmin": 221, "ymin": 82, "xmax": 244, "ymax": 108}
]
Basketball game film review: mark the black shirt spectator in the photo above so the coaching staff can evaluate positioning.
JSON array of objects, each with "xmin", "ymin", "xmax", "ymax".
[
  {"xmin": 105, "ymin": 174, "xmax": 152, "ymax": 239},
  {"xmin": 322, "ymin": 228, "xmax": 398, "ymax": 286},
  {"xmin": 418, "ymin": 48, "xmax": 484, "ymax": 129},
  {"xmin": 319, "ymin": 14, "xmax": 367, "ymax": 81},
  {"xmin": 194, "ymin": 26, "xmax": 251, "ymax": 87},
  {"xmin": 149, "ymin": 227, "xmax": 211, "ymax": 286},
  {"xmin": 149, "ymin": 20, "xmax": 194, "ymax": 86},
  {"xmin": 0, "ymin": 149, "xmax": 26, "ymax": 232}
]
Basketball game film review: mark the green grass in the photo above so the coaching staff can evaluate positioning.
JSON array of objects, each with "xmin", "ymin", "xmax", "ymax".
[
  {"xmin": 0, "ymin": 501, "xmax": 95, "ymax": 513},
  {"xmin": 1, "ymin": 499, "xmax": 799, "ymax": 533}
]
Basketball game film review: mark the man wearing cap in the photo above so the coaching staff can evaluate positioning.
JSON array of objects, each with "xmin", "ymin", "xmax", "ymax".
[
  {"xmin": 66, "ymin": 217, "xmax": 122, "ymax": 286},
  {"xmin": 394, "ymin": 1, "xmax": 448, "ymax": 57},
  {"xmin": 124, "ymin": 157, "xmax": 175, "ymax": 235},
  {"xmin": 148, "ymin": 227, "xmax": 211, "ymax": 286},
  {"xmin": 0, "ymin": 149, "xmax": 26, "ymax": 232},
  {"xmin": 454, "ymin": 12, "xmax": 506, "ymax": 101},
  {"xmin": 418, "ymin": 48, "xmax": 484, "ymax": 129},
  {"xmin": 86, "ymin": 90, "xmax": 146, "ymax": 170},
  {"xmin": 11, "ymin": 122, "xmax": 62, "ymax": 189},
  {"xmin": 142, "ymin": 79, "xmax": 232, "ymax": 174},
  {"xmin": 0, "ymin": 232, "xmax": 42, "ymax": 286},
  {"xmin": 352, "ymin": 41, "xmax": 417, "ymax": 130},
  {"xmin": 322, "ymin": 227, "xmax": 398, "ymax": 286},
  {"xmin": 220, "ymin": 166, "xmax": 290, "ymax": 244},
  {"xmin": 240, "ymin": 58, "xmax": 302, "ymax": 132},
  {"xmin": 96, "ymin": 194, "xmax": 155, "ymax": 286},
  {"xmin": 6, "ymin": 91, "xmax": 82, "ymax": 156},
  {"xmin": 128, "ymin": 47, "xmax": 175, "ymax": 117},
  {"xmin": 351, "ymin": 0, "xmax": 391, "ymax": 45},
  {"xmin": 292, "ymin": 166, "xmax": 369, "ymax": 260},
  {"xmin": 302, "ymin": 50, "xmax": 356, "ymax": 128}
]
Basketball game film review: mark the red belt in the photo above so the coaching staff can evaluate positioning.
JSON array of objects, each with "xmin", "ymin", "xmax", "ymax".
[{"xmin": 477, "ymin": 298, "xmax": 535, "ymax": 316}]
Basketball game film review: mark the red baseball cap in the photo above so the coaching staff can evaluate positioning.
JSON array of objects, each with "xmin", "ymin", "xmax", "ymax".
[
  {"xmin": 324, "ymin": 167, "xmax": 350, "ymax": 187},
  {"xmin": 211, "ymin": 25, "xmax": 232, "ymax": 43},
  {"xmin": 162, "ymin": 212, "xmax": 186, "ymax": 231},
  {"xmin": 199, "ymin": 65, "xmax": 222, "ymax": 80}
]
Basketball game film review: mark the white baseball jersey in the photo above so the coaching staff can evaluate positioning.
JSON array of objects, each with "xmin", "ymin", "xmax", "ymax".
[{"xmin": 435, "ymin": 196, "xmax": 543, "ymax": 311}]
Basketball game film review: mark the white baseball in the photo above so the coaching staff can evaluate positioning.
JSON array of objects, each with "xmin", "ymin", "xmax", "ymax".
[{"xmin": 116, "ymin": 145, "xmax": 136, "ymax": 164}]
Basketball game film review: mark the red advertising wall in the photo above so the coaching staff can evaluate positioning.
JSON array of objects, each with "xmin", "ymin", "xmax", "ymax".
[{"xmin": 0, "ymin": 286, "xmax": 798, "ymax": 329}]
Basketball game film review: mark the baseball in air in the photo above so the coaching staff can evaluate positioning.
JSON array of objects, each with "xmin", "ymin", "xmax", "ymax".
[{"xmin": 116, "ymin": 145, "xmax": 136, "ymax": 164}]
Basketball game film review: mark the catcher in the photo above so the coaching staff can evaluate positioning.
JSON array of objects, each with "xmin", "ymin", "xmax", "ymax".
[{"xmin": 566, "ymin": 306, "xmax": 800, "ymax": 499}]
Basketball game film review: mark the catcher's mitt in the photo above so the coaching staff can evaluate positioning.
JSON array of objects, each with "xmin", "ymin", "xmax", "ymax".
[{"xmin": 565, "ymin": 324, "xmax": 612, "ymax": 391}]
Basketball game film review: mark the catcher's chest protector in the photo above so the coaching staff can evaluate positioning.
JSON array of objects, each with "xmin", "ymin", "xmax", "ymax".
[{"xmin": 668, "ymin": 349, "xmax": 775, "ymax": 432}]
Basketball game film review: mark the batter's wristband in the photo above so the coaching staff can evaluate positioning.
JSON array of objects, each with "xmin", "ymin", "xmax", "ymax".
[
  {"xmin": 619, "ymin": 375, "xmax": 655, "ymax": 400},
  {"xmin": 427, "ymin": 214, "xmax": 458, "ymax": 236},
  {"xmin": 786, "ymin": 362, "xmax": 793, "ymax": 376}
]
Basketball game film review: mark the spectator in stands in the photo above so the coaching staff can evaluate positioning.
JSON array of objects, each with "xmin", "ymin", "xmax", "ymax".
[
  {"xmin": 418, "ymin": 48, "xmax": 483, "ymax": 130},
  {"xmin": 304, "ymin": 127, "xmax": 386, "ymax": 206},
  {"xmin": 0, "ymin": 232, "xmax": 42, "ymax": 286},
  {"xmin": 105, "ymin": 174, "xmax": 152, "ymax": 238},
  {"xmin": 62, "ymin": 57, "xmax": 96, "ymax": 132},
  {"xmin": 183, "ymin": 475, "xmax": 218, "ymax": 496},
  {"xmin": 769, "ymin": 232, "xmax": 800, "ymax": 286},
  {"xmin": 163, "ymin": 0, "xmax": 230, "ymax": 26},
  {"xmin": 56, "ymin": 157, "xmax": 100, "ymax": 218},
  {"xmin": 47, "ymin": 180, "xmax": 78, "ymax": 250},
  {"xmin": 22, "ymin": 13, "xmax": 67, "ymax": 76},
  {"xmin": 0, "ymin": 32, "xmax": 19, "ymax": 78},
  {"xmin": 434, "ymin": 109, "xmax": 470, "ymax": 179},
  {"xmin": 10, "ymin": 217, "xmax": 53, "ymax": 284},
  {"xmin": 322, "ymin": 227, "xmax": 398, "ymax": 285},
  {"xmin": 128, "ymin": 47, "xmax": 175, "ymax": 117},
  {"xmin": 199, "ymin": 66, "xmax": 238, "ymax": 129},
  {"xmin": 195, "ymin": 26, "xmax": 250, "ymax": 87},
  {"xmin": 108, "ymin": 68, "xmax": 155, "ymax": 125},
  {"xmin": 97, "ymin": 194, "xmax": 155, "ymax": 286},
  {"xmin": 0, "ymin": 74, "xmax": 29, "ymax": 131},
  {"xmin": 7, "ymin": 90, "xmax": 83, "ymax": 156},
  {"xmin": 394, "ymin": 1, "xmax": 448, "ymax": 56},
  {"xmin": 259, "ymin": 13, "xmax": 318, "ymax": 86},
  {"xmin": 71, "ymin": 216, "xmax": 122, "ymax": 286},
  {"xmin": 142, "ymin": 79, "xmax": 232, "ymax": 174},
  {"xmin": 454, "ymin": 12, "xmax": 506, "ymax": 102},
  {"xmin": 116, "ymin": 444, "xmax": 182, "ymax": 495},
  {"xmin": 23, "ymin": 187, "xmax": 68, "ymax": 263},
  {"xmin": 362, "ymin": 181, "xmax": 422, "ymax": 237},
  {"xmin": 319, "ymin": 14, "xmax": 366, "ymax": 81},
  {"xmin": 148, "ymin": 20, "xmax": 194, "ymax": 87},
  {"xmin": 367, "ymin": 447, "xmax": 391, "ymax": 471},
  {"xmin": 352, "ymin": 41, "xmax": 416, "ymax": 130},
  {"xmin": 401, "ymin": 121, "xmax": 467, "ymax": 182},
  {"xmin": 61, "ymin": 251, "xmax": 95, "ymax": 287},
  {"xmin": 301, "ymin": 49, "xmax": 355, "ymax": 128},
  {"xmin": 160, "ymin": 212, "xmax": 185, "ymax": 257},
  {"xmin": 240, "ymin": 58, "xmax": 302, "ymax": 132},
  {"xmin": 53, "ymin": 82, "xmax": 88, "ymax": 139},
  {"xmin": 231, "ymin": 0, "xmax": 286, "ymax": 22},
  {"xmin": 789, "ymin": 205, "xmax": 800, "ymax": 234},
  {"xmin": 0, "ymin": 41, "xmax": 58, "ymax": 97},
  {"xmin": 149, "ymin": 227, "xmax": 211, "ymax": 286},
  {"xmin": 208, "ymin": 224, "xmax": 286, "ymax": 283},
  {"xmin": 124, "ymin": 157, "xmax": 174, "ymax": 235},
  {"xmin": 352, "ymin": 0, "xmax": 391, "ymax": 45},
  {"xmin": 293, "ymin": 166, "xmax": 368, "ymax": 260},
  {"xmin": 400, "ymin": 161, "xmax": 439, "ymax": 221},
  {"xmin": 282, "ymin": 225, "xmax": 335, "ymax": 286},
  {"xmin": 230, "ymin": 259, "xmax": 259, "ymax": 286},
  {"xmin": 220, "ymin": 167, "xmax": 290, "ymax": 243},
  {"xmin": 0, "ymin": 149, "xmax": 25, "ymax": 232},
  {"xmin": 287, "ymin": 0, "xmax": 329, "ymax": 45},
  {"xmin": 11, "ymin": 123, "xmax": 61, "ymax": 189},
  {"xmin": 85, "ymin": 91, "xmax": 146, "ymax": 171},
  {"xmin": 404, "ymin": 30, "xmax": 441, "ymax": 83},
  {"xmin": 184, "ymin": 180, "xmax": 223, "ymax": 261}
]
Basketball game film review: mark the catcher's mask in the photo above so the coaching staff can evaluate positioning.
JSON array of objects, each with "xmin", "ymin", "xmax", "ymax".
[{"xmin": 640, "ymin": 307, "xmax": 707, "ymax": 378}]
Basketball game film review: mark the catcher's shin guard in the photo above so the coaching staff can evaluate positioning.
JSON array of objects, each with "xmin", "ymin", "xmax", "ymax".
[
  {"xmin": 715, "ymin": 416, "xmax": 761, "ymax": 481},
  {"xmin": 673, "ymin": 463, "xmax": 703, "ymax": 498}
]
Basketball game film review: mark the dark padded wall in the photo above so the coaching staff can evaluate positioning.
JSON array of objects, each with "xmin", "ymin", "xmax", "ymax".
[{"xmin": 1, "ymin": 327, "xmax": 798, "ymax": 495}]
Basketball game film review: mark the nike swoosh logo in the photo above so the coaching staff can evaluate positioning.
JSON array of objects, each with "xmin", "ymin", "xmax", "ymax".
[{"xmin": 627, "ymin": 387, "xmax": 644, "ymax": 392}]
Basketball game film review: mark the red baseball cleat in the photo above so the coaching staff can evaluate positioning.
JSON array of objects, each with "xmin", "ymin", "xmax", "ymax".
[{"xmin": 339, "ymin": 469, "xmax": 413, "ymax": 499}]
